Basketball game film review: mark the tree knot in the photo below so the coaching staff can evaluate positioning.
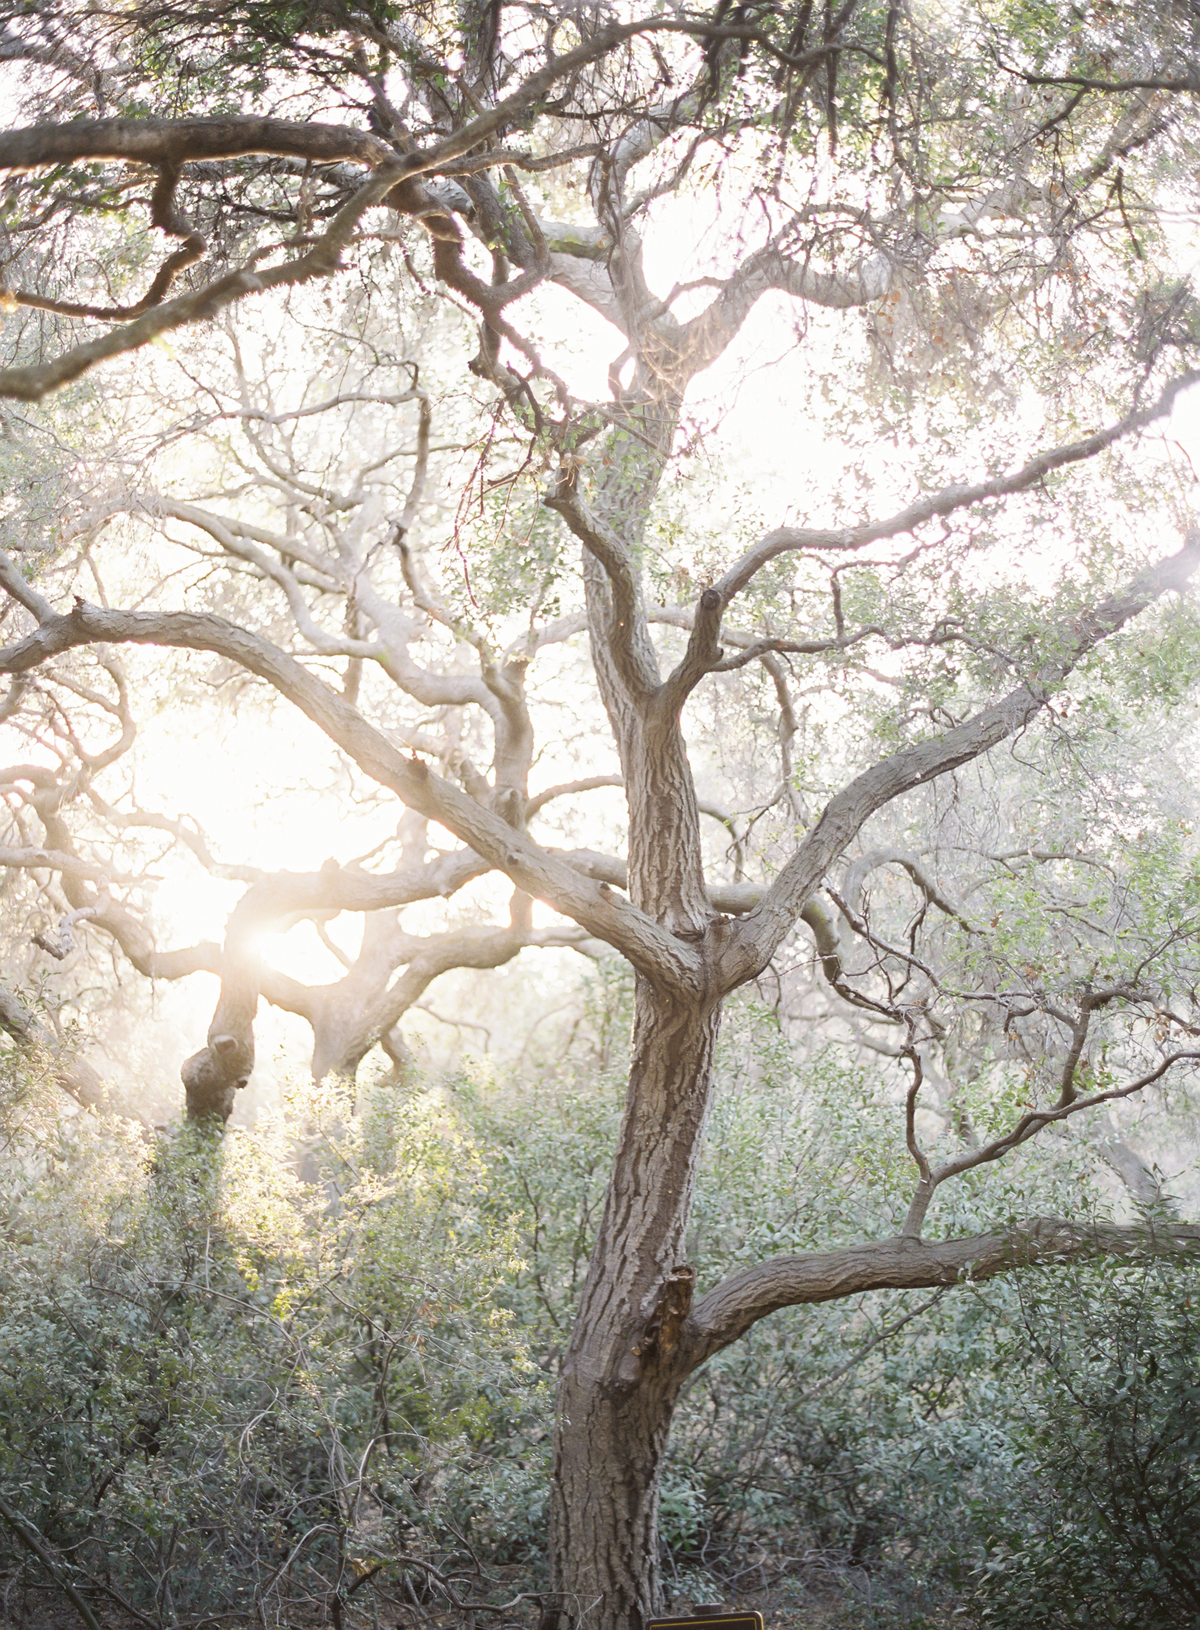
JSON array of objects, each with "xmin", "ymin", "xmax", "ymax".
[
  {"xmin": 181, "ymin": 1032, "xmax": 252, "ymax": 1125},
  {"xmin": 620, "ymin": 1264, "xmax": 697, "ymax": 1385}
]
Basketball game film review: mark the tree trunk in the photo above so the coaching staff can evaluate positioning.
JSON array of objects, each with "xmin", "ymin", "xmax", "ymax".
[
  {"xmin": 549, "ymin": 980, "xmax": 720, "ymax": 1629},
  {"xmin": 549, "ymin": 383, "xmax": 719, "ymax": 1629}
]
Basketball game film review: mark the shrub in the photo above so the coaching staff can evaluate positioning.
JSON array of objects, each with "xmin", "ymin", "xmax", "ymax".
[
  {"xmin": 0, "ymin": 1074, "xmax": 543, "ymax": 1625},
  {"xmin": 969, "ymin": 1254, "xmax": 1200, "ymax": 1630}
]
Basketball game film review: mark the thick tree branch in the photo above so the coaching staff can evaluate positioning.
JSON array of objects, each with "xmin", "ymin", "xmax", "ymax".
[
  {"xmin": 674, "ymin": 242, "xmax": 895, "ymax": 383},
  {"xmin": 0, "ymin": 603, "xmax": 703, "ymax": 993},
  {"xmin": 245, "ymin": 912, "xmax": 590, "ymax": 1082},
  {"xmin": 0, "ymin": 117, "xmax": 394, "ymax": 172},
  {"xmin": 0, "ymin": 981, "xmax": 107, "ymax": 1112},
  {"xmin": 0, "ymin": 841, "xmax": 118, "ymax": 886},
  {"xmin": 717, "ymin": 535, "xmax": 1200, "ymax": 989},
  {"xmin": 545, "ymin": 476, "xmax": 660, "ymax": 699},
  {"xmin": 680, "ymin": 1216, "xmax": 1200, "ymax": 1371},
  {"xmin": 212, "ymin": 853, "xmax": 492, "ymax": 923},
  {"xmin": 659, "ymin": 587, "xmax": 725, "ymax": 709}
]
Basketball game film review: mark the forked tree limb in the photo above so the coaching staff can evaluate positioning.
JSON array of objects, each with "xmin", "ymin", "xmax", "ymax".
[
  {"xmin": 3, "ymin": 532, "xmax": 1195, "ymax": 998},
  {"xmin": 0, "ymin": 602, "xmax": 704, "ymax": 993},
  {"xmin": 11, "ymin": 161, "xmax": 207, "ymax": 320},
  {"xmin": 899, "ymin": 1047, "xmax": 1200, "ymax": 1238},
  {"xmin": 718, "ymin": 533, "xmax": 1200, "ymax": 990}
]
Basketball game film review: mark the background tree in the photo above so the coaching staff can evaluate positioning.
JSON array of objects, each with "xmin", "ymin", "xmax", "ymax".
[{"xmin": 4, "ymin": 2, "xmax": 1200, "ymax": 1625}]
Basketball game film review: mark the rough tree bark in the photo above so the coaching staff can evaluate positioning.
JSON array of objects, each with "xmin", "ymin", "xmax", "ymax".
[{"xmin": 550, "ymin": 986, "xmax": 718, "ymax": 1625}]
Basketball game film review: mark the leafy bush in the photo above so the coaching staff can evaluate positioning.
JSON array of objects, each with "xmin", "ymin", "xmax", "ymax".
[
  {"xmin": 0, "ymin": 1074, "xmax": 543, "ymax": 1625},
  {"xmin": 443, "ymin": 1016, "xmax": 1117, "ymax": 1613},
  {"xmin": 969, "ymin": 1255, "xmax": 1200, "ymax": 1630},
  {"xmin": 3, "ymin": 1021, "xmax": 1197, "ymax": 1630}
]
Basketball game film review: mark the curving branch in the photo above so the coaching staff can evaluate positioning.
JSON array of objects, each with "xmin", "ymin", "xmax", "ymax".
[
  {"xmin": 0, "ymin": 116, "xmax": 394, "ymax": 173},
  {"xmin": 0, "ymin": 15, "xmax": 814, "ymax": 402},
  {"xmin": 679, "ymin": 1216, "xmax": 1200, "ymax": 1372},
  {"xmin": 0, "ymin": 980, "xmax": 108, "ymax": 1112},
  {"xmin": 714, "ymin": 369, "xmax": 1200, "ymax": 603},
  {"xmin": 151, "ymin": 489, "xmax": 516, "ymax": 726},
  {"xmin": 545, "ymin": 473, "xmax": 660, "ymax": 700},
  {"xmin": 313, "ymin": 921, "xmax": 594, "ymax": 1080},
  {"xmin": 0, "ymin": 600, "xmax": 704, "ymax": 994},
  {"xmin": 842, "ymin": 847, "xmax": 974, "ymax": 932},
  {"xmin": 900, "ymin": 1047, "xmax": 1200, "ymax": 1239},
  {"xmin": 674, "ymin": 241, "xmax": 895, "ymax": 384},
  {"xmin": 10, "ymin": 161, "xmax": 207, "ymax": 320},
  {"xmin": 0, "ymin": 161, "xmax": 408, "ymax": 401},
  {"xmin": 717, "ymin": 534, "xmax": 1200, "ymax": 991}
]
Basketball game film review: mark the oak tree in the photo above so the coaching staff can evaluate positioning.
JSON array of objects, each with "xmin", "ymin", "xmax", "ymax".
[{"xmin": 4, "ymin": 2, "xmax": 1200, "ymax": 1624}]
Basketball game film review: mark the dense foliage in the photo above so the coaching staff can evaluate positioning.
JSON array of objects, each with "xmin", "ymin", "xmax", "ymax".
[
  {"xmin": 4, "ymin": 1009, "xmax": 1197, "ymax": 1628},
  {"xmin": 0, "ymin": 1056, "xmax": 539, "ymax": 1625},
  {"xmin": 970, "ymin": 1259, "xmax": 1200, "ymax": 1630}
]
